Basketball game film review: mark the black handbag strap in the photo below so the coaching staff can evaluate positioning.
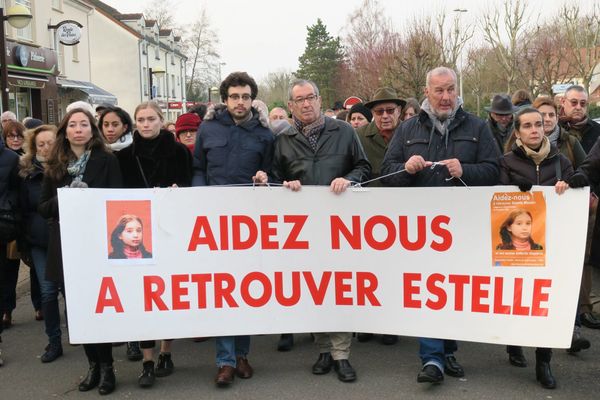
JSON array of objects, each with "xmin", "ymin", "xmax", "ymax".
[{"xmin": 135, "ymin": 156, "xmax": 151, "ymax": 188}]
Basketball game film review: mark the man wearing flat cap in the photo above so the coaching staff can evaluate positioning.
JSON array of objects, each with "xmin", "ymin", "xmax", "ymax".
[
  {"xmin": 356, "ymin": 87, "xmax": 406, "ymax": 187},
  {"xmin": 485, "ymin": 94, "xmax": 519, "ymax": 153}
]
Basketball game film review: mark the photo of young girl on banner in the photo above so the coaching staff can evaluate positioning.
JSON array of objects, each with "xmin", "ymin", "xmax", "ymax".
[
  {"xmin": 491, "ymin": 191, "xmax": 546, "ymax": 267},
  {"xmin": 106, "ymin": 200, "xmax": 154, "ymax": 264}
]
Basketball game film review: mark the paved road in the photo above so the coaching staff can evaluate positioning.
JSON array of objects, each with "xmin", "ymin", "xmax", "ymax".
[{"xmin": 1, "ymin": 266, "xmax": 600, "ymax": 399}]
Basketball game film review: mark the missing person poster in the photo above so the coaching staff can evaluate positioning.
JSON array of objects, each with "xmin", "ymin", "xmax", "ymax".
[{"xmin": 491, "ymin": 191, "xmax": 546, "ymax": 267}]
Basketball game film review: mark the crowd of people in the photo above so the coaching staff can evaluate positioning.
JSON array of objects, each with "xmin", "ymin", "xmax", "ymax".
[{"xmin": 0, "ymin": 66, "xmax": 599, "ymax": 395}]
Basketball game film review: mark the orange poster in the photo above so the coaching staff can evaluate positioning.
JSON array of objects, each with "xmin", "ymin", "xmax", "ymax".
[
  {"xmin": 106, "ymin": 200, "xmax": 153, "ymax": 261},
  {"xmin": 490, "ymin": 191, "xmax": 546, "ymax": 267}
]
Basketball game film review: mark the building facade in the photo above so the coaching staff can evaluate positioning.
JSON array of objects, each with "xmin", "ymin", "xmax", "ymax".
[{"xmin": 1, "ymin": 0, "xmax": 187, "ymax": 123}]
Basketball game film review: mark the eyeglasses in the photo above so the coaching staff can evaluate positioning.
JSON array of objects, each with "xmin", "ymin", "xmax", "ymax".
[
  {"xmin": 372, "ymin": 107, "xmax": 397, "ymax": 116},
  {"xmin": 566, "ymin": 98, "xmax": 587, "ymax": 108},
  {"xmin": 7, "ymin": 134, "xmax": 24, "ymax": 140},
  {"xmin": 292, "ymin": 95, "xmax": 318, "ymax": 106},
  {"xmin": 178, "ymin": 130, "xmax": 195, "ymax": 136},
  {"xmin": 228, "ymin": 94, "xmax": 252, "ymax": 101}
]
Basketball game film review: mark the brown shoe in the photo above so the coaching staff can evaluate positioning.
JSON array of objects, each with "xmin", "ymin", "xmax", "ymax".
[
  {"xmin": 215, "ymin": 366, "xmax": 235, "ymax": 386},
  {"xmin": 236, "ymin": 357, "xmax": 254, "ymax": 379}
]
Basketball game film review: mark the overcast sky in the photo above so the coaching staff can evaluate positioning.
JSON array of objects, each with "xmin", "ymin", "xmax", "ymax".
[{"xmin": 102, "ymin": 0, "xmax": 596, "ymax": 83}]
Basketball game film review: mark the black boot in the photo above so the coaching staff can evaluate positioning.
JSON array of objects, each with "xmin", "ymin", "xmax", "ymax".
[
  {"xmin": 79, "ymin": 361, "xmax": 101, "ymax": 391},
  {"xmin": 277, "ymin": 334, "xmax": 294, "ymax": 351},
  {"xmin": 535, "ymin": 349, "xmax": 556, "ymax": 389},
  {"xmin": 507, "ymin": 345, "xmax": 527, "ymax": 367},
  {"xmin": 41, "ymin": 338, "xmax": 63, "ymax": 363},
  {"xmin": 98, "ymin": 363, "xmax": 116, "ymax": 395}
]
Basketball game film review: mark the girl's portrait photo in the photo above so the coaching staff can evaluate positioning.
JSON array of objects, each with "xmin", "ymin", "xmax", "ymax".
[
  {"xmin": 106, "ymin": 200, "xmax": 154, "ymax": 263},
  {"xmin": 109, "ymin": 214, "xmax": 152, "ymax": 259},
  {"xmin": 496, "ymin": 209, "xmax": 543, "ymax": 251}
]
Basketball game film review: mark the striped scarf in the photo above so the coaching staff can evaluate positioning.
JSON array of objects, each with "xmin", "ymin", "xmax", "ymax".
[{"xmin": 293, "ymin": 114, "xmax": 325, "ymax": 152}]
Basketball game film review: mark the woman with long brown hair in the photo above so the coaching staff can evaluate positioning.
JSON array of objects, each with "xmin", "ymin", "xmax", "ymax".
[{"xmin": 39, "ymin": 107, "xmax": 122, "ymax": 395}]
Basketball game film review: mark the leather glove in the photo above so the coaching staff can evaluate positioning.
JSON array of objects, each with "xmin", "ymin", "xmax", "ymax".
[
  {"xmin": 69, "ymin": 179, "xmax": 88, "ymax": 188},
  {"xmin": 568, "ymin": 173, "xmax": 589, "ymax": 188},
  {"xmin": 515, "ymin": 180, "xmax": 532, "ymax": 192}
]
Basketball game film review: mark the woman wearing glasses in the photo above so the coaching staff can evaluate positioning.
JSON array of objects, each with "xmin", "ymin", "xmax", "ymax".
[{"xmin": 1, "ymin": 120, "xmax": 42, "ymax": 329}]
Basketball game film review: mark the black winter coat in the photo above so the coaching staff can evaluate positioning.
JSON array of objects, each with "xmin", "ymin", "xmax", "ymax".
[
  {"xmin": 561, "ymin": 119, "xmax": 600, "ymax": 154},
  {"xmin": 0, "ymin": 139, "xmax": 19, "ymax": 213},
  {"xmin": 117, "ymin": 130, "xmax": 192, "ymax": 188},
  {"xmin": 271, "ymin": 117, "xmax": 371, "ymax": 185},
  {"xmin": 578, "ymin": 137, "xmax": 600, "ymax": 266},
  {"xmin": 500, "ymin": 144, "xmax": 574, "ymax": 186},
  {"xmin": 192, "ymin": 107, "xmax": 274, "ymax": 186},
  {"xmin": 381, "ymin": 108, "xmax": 500, "ymax": 187},
  {"xmin": 20, "ymin": 159, "xmax": 49, "ymax": 248},
  {"xmin": 39, "ymin": 148, "xmax": 123, "ymax": 282}
]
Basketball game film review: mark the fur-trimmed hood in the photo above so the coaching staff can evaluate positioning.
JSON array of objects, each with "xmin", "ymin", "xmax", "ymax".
[{"xmin": 204, "ymin": 103, "xmax": 270, "ymax": 128}]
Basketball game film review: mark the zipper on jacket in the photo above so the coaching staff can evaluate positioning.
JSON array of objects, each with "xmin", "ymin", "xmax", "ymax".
[{"xmin": 536, "ymin": 164, "xmax": 540, "ymax": 185}]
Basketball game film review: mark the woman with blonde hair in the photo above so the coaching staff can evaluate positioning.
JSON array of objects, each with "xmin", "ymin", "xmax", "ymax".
[
  {"xmin": 116, "ymin": 101, "xmax": 192, "ymax": 387},
  {"xmin": 19, "ymin": 125, "xmax": 65, "ymax": 363}
]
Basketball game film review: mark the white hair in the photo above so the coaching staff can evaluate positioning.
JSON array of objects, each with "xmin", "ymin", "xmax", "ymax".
[
  {"xmin": 1, "ymin": 111, "xmax": 16, "ymax": 121},
  {"xmin": 66, "ymin": 101, "xmax": 95, "ymax": 115},
  {"xmin": 426, "ymin": 67, "xmax": 457, "ymax": 87}
]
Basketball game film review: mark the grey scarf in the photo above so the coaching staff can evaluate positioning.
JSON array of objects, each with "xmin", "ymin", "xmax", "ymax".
[
  {"xmin": 420, "ymin": 97, "xmax": 463, "ymax": 148},
  {"xmin": 546, "ymin": 124, "xmax": 560, "ymax": 146}
]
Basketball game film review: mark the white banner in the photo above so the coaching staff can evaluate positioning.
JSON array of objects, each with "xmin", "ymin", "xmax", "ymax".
[{"xmin": 58, "ymin": 186, "xmax": 589, "ymax": 347}]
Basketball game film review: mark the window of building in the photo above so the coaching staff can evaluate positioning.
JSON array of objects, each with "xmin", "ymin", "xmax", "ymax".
[
  {"xmin": 16, "ymin": 0, "xmax": 33, "ymax": 41},
  {"xmin": 142, "ymin": 41, "xmax": 147, "ymax": 55},
  {"xmin": 155, "ymin": 45, "xmax": 160, "ymax": 60},
  {"xmin": 171, "ymin": 74, "xmax": 175, "ymax": 97},
  {"xmin": 51, "ymin": 0, "xmax": 63, "ymax": 11}
]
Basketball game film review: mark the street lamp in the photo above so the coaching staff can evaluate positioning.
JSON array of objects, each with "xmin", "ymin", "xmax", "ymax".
[
  {"xmin": 149, "ymin": 67, "xmax": 165, "ymax": 100},
  {"xmin": 453, "ymin": 8, "xmax": 468, "ymax": 100},
  {"xmin": 1, "ymin": 5, "xmax": 33, "ymax": 112},
  {"xmin": 208, "ymin": 86, "xmax": 218, "ymax": 103}
]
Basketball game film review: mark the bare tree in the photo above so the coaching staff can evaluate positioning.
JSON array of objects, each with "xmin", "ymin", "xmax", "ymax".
[
  {"xmin": 481, "ymin": 0, "xmax": 533, "ymax": 93},
  {"xmin": 338, "ymin": 0, "xmax": 400, "ymax": 100},
  {"xmin": 258, "ymin": 70, "xmax": 295, "ymax": 108},
  {"xmin": 560, "ymin": 3, "xmax": 600, "ymax": 92},
  {"xmin": 390, "ymin": 16, "xmax": 443, "ymax": 98},
  {"xmin": 520, "ymin": 21, "xmax": 573, "ymax": 96},
  {"xmin": 143, "ymin": 0, "xmax": 177, "ymax": 29},
  {"xmin": 184, "ymin": 7, "xmax": 220, "ymax": 101},
  {"xmin": 436, "ymin": 11, "xmax": 474, "ymax": 69}
]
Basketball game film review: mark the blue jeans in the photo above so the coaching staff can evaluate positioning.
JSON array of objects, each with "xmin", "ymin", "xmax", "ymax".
[
  {"xmin": 216, "ymin": 336, "xmax": 250, "ymax": 367},
  {"xmin": 31, "ymin": 246, "xmax": 62, "ymax": 341},
  {"xmin": 419, "ymin": 338, "xmax": 458, "ymax": 371}
]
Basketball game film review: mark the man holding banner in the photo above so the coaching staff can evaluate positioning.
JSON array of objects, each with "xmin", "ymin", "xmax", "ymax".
[
  {"xmin": 192, "ymin": 71, "xmax": 274, "ymax": 386},
  {"xmin": 255, "ymin": 78, "xmax": 371, "ymax": 382},
  {"xmin": 381, "ymin": 66, "xmax": 500, "ymax": 384}
]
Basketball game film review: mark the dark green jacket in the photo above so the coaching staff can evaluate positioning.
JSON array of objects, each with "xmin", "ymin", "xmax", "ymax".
[
  {"xmin": 271, "ymin": 117, "xmax": 371, "ymax": 186},
  {"xmin": 356, "ymin": 121, "xmax": 389, "ymax": 186}
]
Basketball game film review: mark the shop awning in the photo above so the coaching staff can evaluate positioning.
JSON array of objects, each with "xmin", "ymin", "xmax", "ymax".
[{"xmin": 57, "ymin": 78, "xmax": 117, "ymax": 105}]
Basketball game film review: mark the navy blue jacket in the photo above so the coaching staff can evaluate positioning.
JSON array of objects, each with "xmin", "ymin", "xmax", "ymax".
[
  {"xmin": 381, "ymin": 108, "xmax": 500, "ymax": 187},
  {"xmin": 192, "ymin": 107, "xmax": 274, "ymax": 186}
]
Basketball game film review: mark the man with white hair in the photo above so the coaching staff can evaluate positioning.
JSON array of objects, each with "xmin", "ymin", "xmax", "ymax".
[
  {"xmin": 381, "ymin": 66, "xmax": 500, "ymax": 384},
  {"xmin": 1, "ymin": 111, "xmax": 16, "ymax": 131}
]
